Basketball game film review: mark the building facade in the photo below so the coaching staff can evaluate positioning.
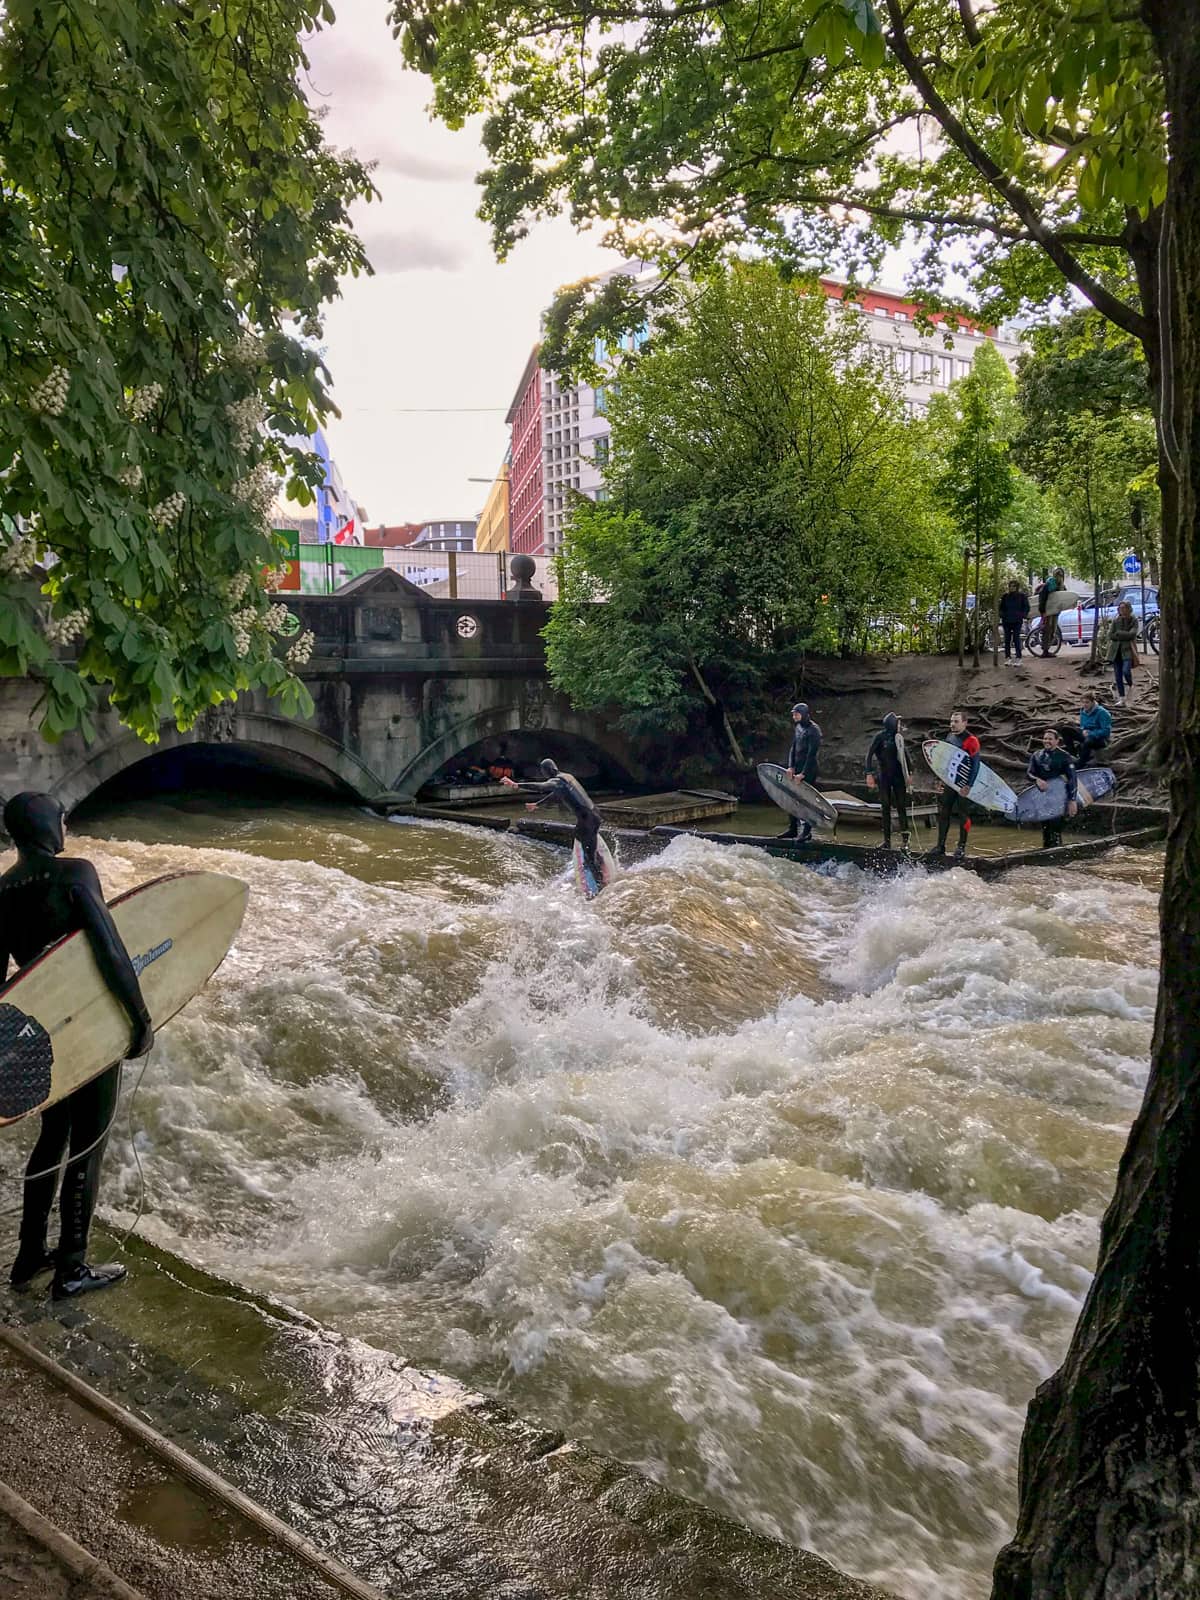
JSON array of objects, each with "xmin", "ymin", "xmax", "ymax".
[
  {"xmin": 475, "ymin": 456, "xmax": 511, "ymax": 554},
  {"xmin": 506, "ymin": 349, "xmax": 545, "ymax": 555}
]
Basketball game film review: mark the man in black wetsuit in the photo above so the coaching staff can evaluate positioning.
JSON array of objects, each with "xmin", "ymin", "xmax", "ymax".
[
  {"xmin": 778, "ymin": 702, "xmax": 822, "ymax": 843},
  {"xmin": 929, "ymin": 709, "xmax": 980, "ymax": 861},
  {"xmin": 1026, "ymin": 728, "xmax": 1079, "ymax": 849},
  {"xmin": 0, "ymin": 792, "xmax": 154, "ymax": 1300},
  {"xmin": 501, "ymin": 760, "xmax": 603, "ymax": 877},
  {"xmin": 864, "ymin": 712, "xmax": 911, "ymax": 852}
]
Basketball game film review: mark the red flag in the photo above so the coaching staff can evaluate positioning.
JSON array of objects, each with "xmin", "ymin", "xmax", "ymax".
[{"xmin": 333, "ymin": 517, "xmax": 357, "ymax": 546}]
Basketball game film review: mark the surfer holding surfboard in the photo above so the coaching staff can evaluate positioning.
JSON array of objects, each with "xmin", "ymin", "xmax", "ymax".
[
  {"xmin": 777, "ymin": 703, "xmax": 822, "ymax": 843},
  {"xmin": 1025, "ymin": 730, "xmax": 1079, "ymax": 849},
  {"xmin": 928, "ymin": 710, "xmax": 980, "ymax": 861},
  {"xmin": 864, "ymin": 713, "xmax": 912, "ymax": 852},
  {"xmin": 0, "ymin": 792, "xmax": 153, "ymax": 1301},
  {"xmin": 501, "ymin": 761, "xmax": 607, "ymax": 889}
]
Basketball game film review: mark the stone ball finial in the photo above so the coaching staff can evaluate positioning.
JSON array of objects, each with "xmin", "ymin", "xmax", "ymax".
[{"xmin": 510, "ymin": 553, "xmax": 536, "ymax": 583}]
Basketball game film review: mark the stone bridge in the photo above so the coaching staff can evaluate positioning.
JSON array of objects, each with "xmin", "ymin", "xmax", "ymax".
[{"xmin": 0, "ymin": 570, "xmax": 647, "ymax": 813}]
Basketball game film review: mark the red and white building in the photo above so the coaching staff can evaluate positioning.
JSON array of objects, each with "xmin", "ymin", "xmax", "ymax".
[{"xmin": 506, "ymin": 348, "xmax": 545, "ymax": 555}]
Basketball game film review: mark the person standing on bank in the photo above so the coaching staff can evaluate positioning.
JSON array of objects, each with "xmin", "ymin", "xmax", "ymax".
[
  {"xmin": 864, "ymin": 712, "xmax": 912, "ymax": 852},
  {"xmin": 1026, "ymin": 728, "xmax": 1079, "ymax": 849},
  {"xmin": 500, "ymin": 760, "xmax": 603, "ymax": 877},
  {"xmin": 778, "ymin": 702, "xmax": 822, "ymax": 843},
  {"xmin": 1109, "ymin": 600, "xmax": 1140, "ymax": 705},
  {"xmin": 0, "ymin": 792, "xmax": 154, "ymax": 1300},
  {"xmin": 929, "ymin": 709, "xmax": 980, "ymax": 861},
  {"xmin": 998, "ymin": 580, "xmax": 1030, "ymax": 664},
  {"xmin": 1037, "ymin": 567, "xmax": 1066, "ymax": 655}
]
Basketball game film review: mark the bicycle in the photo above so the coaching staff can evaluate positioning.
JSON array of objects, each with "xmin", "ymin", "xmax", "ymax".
[{"xmin": 1024, "ymin": 617, "xmax": 1063, "ymax": 656}]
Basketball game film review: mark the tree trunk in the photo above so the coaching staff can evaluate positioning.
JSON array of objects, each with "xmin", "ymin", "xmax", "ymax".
[
  {"xmin": 686, "ymin": 655, "xmax": 748, "ymax": 768},
  {"xmin": 991, "ymin": 9, "xmax": 1200, "ymax": 1595}
]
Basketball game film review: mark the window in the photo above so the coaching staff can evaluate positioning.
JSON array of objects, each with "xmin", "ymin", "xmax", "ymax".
[
  {"xmin": 874, "ymin": 305, "xmax": 888, "ymax": 317},
  {"xmin": 894, "ymin": 310, "xmax": 908, "ymax": 321},
  {"xmin": 594, "ymin": 436, "xmax": 610, "ymax": 466},
  {"xmin": 595, "ymin": 387, "xmax": 606, "ymax": 415}
]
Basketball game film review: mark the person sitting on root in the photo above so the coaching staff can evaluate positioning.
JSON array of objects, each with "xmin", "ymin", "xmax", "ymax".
[
  {"xmin": 778, "ymin": 702, "xmax": 823, "ymax": 843},
  {"xmin": 500, "ymin": 760, "xmax": 603, "ymax": 877},
  {"xmin": 928, "ymin": 709, "xmax": 980, "ymax": 862},
  {"xmin": 0, "ymin": 792, "xmax": 154, "ymax": 1301},
  {"xmin": 1026, "ymin": 728, "xmax": 1079, "ymax": 850},
  {"xmin": 864, "ymin": 712, "xmax": 912, "ymax": 852},
  {"xmin": 1057, "ymin": 691, "xmax": 1112, "ymax": 768}
]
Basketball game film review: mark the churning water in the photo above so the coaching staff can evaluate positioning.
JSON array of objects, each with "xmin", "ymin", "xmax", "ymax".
[{"xmin": 2, "ymin": 797, "xmax": 1162, "ymax": 1599}]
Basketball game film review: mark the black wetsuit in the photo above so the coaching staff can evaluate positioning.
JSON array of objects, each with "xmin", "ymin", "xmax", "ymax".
[
  {"xmin": 935, "ymin": 730, "xmax": 980, "ymax": 855},
  {"xmin": 0, "ymin": 793, "xmax": 152, "ymax": 1287},
  {"xmin": 783, "ymin": 719, "xmax": 823, "ymax": 840},
  {"xmin": 864, "ymin": 715, "xmax": 910, "ymax": 849},
  {"xmin": 515, "ymin": 772, "xmax": 602, "ymax": 872},
  {"xmin": 1026, "ymin": 747, "xmax": 1078, "ymax": 850}
]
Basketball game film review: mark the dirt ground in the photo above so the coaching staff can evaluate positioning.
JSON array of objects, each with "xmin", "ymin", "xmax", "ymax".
[{"xmin": 0, "ymin": 1509, "xmax": 118, "ymax": 1600}]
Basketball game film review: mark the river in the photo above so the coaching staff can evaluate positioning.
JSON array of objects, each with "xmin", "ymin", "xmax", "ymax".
[{"xmin": 0, "ymin": 793, "xmax": 1162, "ymax": 1599}]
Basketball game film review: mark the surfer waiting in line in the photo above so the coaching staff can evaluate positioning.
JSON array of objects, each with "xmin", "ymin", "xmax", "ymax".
[
  {"xmin": 777, "ymin": 702, "xmax": 822, "ymax": 843},
  {"xmin": 1027, "ymin": 729, "xmax": 1079, "ymax": 850},
  {"xmin": 928, "ymin": 709, "xmax": 980, "ymax": 861},
  {"xmin": 500, "ymin": 760, "xmax": 603, "ymax": 877},
  {"xmin": 864, "ymin": 713, "xmax": 911, "ymax": 852},
  {"xmin": 0, "ymin": 792, "xmax": 153, "ymax": 1301}
]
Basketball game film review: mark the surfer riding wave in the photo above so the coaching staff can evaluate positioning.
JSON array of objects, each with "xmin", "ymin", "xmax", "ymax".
[{"xmin": 501, "ymin": 761, "xmax": 603, "ymax": 878}]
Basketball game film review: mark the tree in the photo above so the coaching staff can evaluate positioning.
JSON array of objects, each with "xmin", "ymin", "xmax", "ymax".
[
  {"xmin": 0, "ymin": 0, "xmax": 374, "ymax": 741},
  {"xmin": 542, "ymin": 263, "xmax": 949, "ymax": 760},
  {"xmin": 933, "ymin": 359, "xmax": 1015, "ymax": 667},
  {"xmin": 390, "ymin": 1, "xmax": 1200, "ymax": 1592}
]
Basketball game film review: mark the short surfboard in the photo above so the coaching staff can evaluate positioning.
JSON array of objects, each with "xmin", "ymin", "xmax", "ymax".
[
  {"xmin": 0, "ymin": 871, "xmax": 249, "ymax": 1126},
  {"xmin": 1042, "ymin": 589, "xmax": 1084, "ymax": 617},
  {"xmin": 757, "ymin": 764, "xmax": 838, "ymax": 830},
  {"xmin": 573, "ymin": 834, "xmax": 617, "ymax": 900},
  {"xmin": 922, "ymin": 740, "xmax": 1018, "ymax": 815},
  {"xmin": 1012, "ymin": 767, "xmax": 1115, "ymax": 824}
]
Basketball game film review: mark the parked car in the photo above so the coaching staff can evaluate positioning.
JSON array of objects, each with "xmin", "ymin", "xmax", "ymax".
[{"xmin": 1056, "ymin": 584, "xmax": 1160, "ymax": 652}]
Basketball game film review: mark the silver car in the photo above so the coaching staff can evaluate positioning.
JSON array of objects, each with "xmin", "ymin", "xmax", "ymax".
[{"xmin": 1056, "ymin": 584, "xmax": 1160, "ymax": 652}]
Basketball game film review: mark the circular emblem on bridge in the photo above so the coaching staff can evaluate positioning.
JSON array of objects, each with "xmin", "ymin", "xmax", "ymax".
[
  {"xmin": 279, "ymin": 611, "xmax": 301, "ymax": 638},
  {"xmin": 456, "ymin": 614, "xmax": 480, "ymax": 640}
]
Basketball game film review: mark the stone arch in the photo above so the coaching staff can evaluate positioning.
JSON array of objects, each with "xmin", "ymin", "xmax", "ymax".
[
  {"xmin": 393, "ymin": 702, "xmax": 641, "ymax": 799},
  {"xmin": 52, "ymin": 709, "xmax": 388, "ymax": 814}
]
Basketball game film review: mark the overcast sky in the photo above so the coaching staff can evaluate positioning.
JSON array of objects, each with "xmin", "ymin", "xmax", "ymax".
[{"xmin": 303, "ymin": 2, "xmax": 617, "ymax": 526}]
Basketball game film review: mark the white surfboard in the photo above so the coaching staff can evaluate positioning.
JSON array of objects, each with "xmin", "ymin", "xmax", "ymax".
[
  {"xmin": 922, "ymin": 740, "xmax": 1018, "ymax": 815},
  {"xmin": 757, "ymin": 764, "xmax": 839, "ymax": 829},
  {"xmin": 572, "ymin": 834, "xmax": 617, "ymax": 900},
  {"xmin": 1042, "ymin": 589, "xmax": 1084, "ymax": 617},
  {"xmin": 0, "ymin": 872, "xmax": 248, "ymax": 1125}
]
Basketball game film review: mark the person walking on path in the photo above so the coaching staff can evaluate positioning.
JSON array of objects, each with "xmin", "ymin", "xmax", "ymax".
[
  {"xmin": 1109, "ymin": 600, "xmax": 1140, "ymax": 705},
  {"xmin": 501, "ymin": 760, "xmax": 604, "ymax": 878},
  {"xmin": 0, "ymin": 792, "xmax": 154, "ymax": 1301},
  {"xmin": 998, "ymin": 580, "xmax": 1030, "ymax": 664},
  {"xmin": 928, "ymin": 709, "xmax": 980, "ymax": 862},
  {"xmin": 864, "ymin": 712, "xmax": 912, "ymax": 852},
  {"xmin": 778, "ymin": 702, "xmax": 822, "ymax": 843},
  {"xmin": 1026, "ymin": 728, "xmax": 1079, "ymax": 849}
]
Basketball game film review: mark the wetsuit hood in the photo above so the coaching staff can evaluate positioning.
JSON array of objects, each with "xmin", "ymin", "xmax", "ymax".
[
  {"xmin": 882, "ymin": 713, "xmax": 900, "ymax": 735},
  {"xmin": 539, "ymin": 759, "xmax": 559, "ymax": 779},
  {"xmin": 3, "ymin": 792, "xmax": 66, "ymax": 856},
  {"xmin": 791, "ymin": 702, "xmax": 810, "ymax": 721}
]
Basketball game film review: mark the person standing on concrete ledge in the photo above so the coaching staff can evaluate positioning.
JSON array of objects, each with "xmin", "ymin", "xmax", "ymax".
[
  {"xmin": 864, "ymin": 712, "xmax": 912, "ymax": 852},
  {"xmin": 0, "ymin": 792, "xmax": 153, "ymax": 1301},
  {"xmin": 1027, "ymin": 728, "xmax": 1078, "ymax": 849},
  {"xmin": 928, "ymin": 709, "xmax": 979, "ymax": 862},
  {"xmin": 501, "ymin": 760, "xmax": 603, "ymax": 877},
  {"xmin": 778, "ymin": 702, "xmax": 822, "ymax": 843}
]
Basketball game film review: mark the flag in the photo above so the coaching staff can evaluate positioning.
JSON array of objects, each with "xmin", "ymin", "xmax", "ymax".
[{"xmin": 332, "ymin": 517, "xmax": 359, "ymax": 546}]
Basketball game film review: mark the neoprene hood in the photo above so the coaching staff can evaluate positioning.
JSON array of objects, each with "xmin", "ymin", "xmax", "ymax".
[{"xmin": 3, "ymin": 792, "xmax": 66, "ymax": 856}]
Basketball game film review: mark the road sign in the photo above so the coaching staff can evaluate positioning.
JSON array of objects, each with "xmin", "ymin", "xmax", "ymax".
[{"xmin": 1123, "ymin": 554, "xmax": 1142, "ymax": 575}]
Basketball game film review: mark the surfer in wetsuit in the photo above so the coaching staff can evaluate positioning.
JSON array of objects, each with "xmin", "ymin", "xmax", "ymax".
[
  {"xmin": 778, "ymin": 702, "xmax": 822, "ymax": 843},
  {"xmin": 1026, "ymin": 729, "xmax": 1078, "ymax": 850},
  {"xmin": 0, "ymin": 792, "xmax": 153, "ymax": 1300},
  {"xmin": 929, "ymin": 709, "xmax": 980, "ymax": 862},
  {"xmin": 864, "ymin": 713, "xmax": 911, "ymax": 852},
  {"xmin": 500, "ymin": 761, "xmax": 603, "ymax": 878}
]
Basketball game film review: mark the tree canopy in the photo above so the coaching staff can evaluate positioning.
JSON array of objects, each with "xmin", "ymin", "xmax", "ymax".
[{"xmin": 0, "ymin": 0, "xmax": 373, "ymax": 740}]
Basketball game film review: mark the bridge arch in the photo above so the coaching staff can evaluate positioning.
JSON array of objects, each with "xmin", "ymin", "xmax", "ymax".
[
  {"xmin": 53, "ymin": 710, "xmax": 387, "ymax": 815},
  {"xmin": 393, "ymin": 704, "xmax": 641, "ymax": 799}
]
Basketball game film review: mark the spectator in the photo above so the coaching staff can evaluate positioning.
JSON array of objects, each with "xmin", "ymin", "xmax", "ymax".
[
  {"xmin": 998, "ymin": 579, "xmax": 1030, "ymax": 664},
  {"xmin": 1109, "ymin": 600, "xmax": 1140, "ymax": 705}
]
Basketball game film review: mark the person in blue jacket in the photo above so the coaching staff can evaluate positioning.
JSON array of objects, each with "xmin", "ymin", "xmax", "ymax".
[
  {"xmin": 1027, "ymin": 728, "xmax": 1079, "ymax": 849},
  {"xmin": 1059, "ymin": 691, "xmax": 1112, "ymax": 768},
  {"xmin": 777, "ymin": 702, "xmax": 822, "ymax": 842}
]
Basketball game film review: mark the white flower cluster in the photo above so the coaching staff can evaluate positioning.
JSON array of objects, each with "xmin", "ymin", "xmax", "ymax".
[
  {"xmin": 230, "ymin": 330, "xmax": 267, "ymax": 369},
  {"xmin": 262, "ymin": 602, "xmax": 290, "ymax": 634},
  {"xmin": 152, "ymin": 492, "xmax": 186, "ymax": 526},
  {"xmin": 225, "ymin": 394, "xmax": 266, "ymax": 451},
  {"xmin": 225, "ymin": 570, "xmax": 251, "ymax": 603},
  {"xmin": 0, "ymin": 538, "xmax": 36, "ymax": 577},
  {"xmin": 260, "ymin": 564, "xmax": 290, "ymax": 591},
  {"xmin": 118, "ymin": 464, "xmax": 143, "ymax": 490},
  {"xmin": 43, "ymin": 608, "xmax": 88, "ymax": 645},
  {"xmin": 231, "ymin": 606, "xmax": 259, "ymax": 658},
  {"xmin": 129, "ymin": 383, "xmax": 163, "ymax": 421},
  {"xmin": 231, "ymin": 462, "xmax": 277, "ymax": 525},
  {"xmin": 31, "ymin": 367, "xmax": 70, "ymax": 417},
  {"xmin": 286, "ymin": 629, "xmax": 314, "ymax": 668}
]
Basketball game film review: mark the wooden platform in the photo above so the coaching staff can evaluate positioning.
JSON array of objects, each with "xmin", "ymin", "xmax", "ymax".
[
  {"xmin": 598, "ymin": 789, "xmax": 737, "ymax": 828},
  {"xmin": 419, "ymin": 781, "xmax": 511, "ymax": 806}
]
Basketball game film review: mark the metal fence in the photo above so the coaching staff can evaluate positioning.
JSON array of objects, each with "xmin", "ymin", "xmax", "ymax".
[{"xmin": 296, "ymin": 543, "xmax": 561, "ymax": 601}]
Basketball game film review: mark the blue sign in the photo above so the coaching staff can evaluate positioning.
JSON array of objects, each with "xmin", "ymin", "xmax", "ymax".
[{"xmin": 1123, "ymin": 554, "xmax": 1141, "ymax": 575}]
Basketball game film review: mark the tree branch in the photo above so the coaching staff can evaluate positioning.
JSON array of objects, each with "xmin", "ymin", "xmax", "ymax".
[
  {"xmin": 882, "ymin": 0, "xmax": 1150, "ymax": 343},
  {"xmin": 956, "ymin": 0, "xmax": 982, "ymax": 48}
]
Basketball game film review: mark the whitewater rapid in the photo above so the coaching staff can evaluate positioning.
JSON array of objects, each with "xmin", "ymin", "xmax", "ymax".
[{"xmin": 0, "ymin": 798, "xmax": 1161, "ymax": 1599}]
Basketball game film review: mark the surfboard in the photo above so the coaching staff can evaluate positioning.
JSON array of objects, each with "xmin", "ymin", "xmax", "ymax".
[
  {"xmin": 756, "ymin": 764, "xmax": 839, "ymax": 829},
  {"xmin": 572, "ymin": 834, "xmax": 617, "ymax": 900},
  {"xmin": 1042, "ymin": 589, "xmax": 1084, "ymax": 617},
  {"xmin": 1012, "ymin": 767, "xmax": 1115, "ymax": 824},
  {"xmin": 0, "ymin": 871, "xmax": 249, "ymax": 1126},
  {"xmin": 922, "ymin": 740, "xmax": 1018, "ymax": 815}
]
